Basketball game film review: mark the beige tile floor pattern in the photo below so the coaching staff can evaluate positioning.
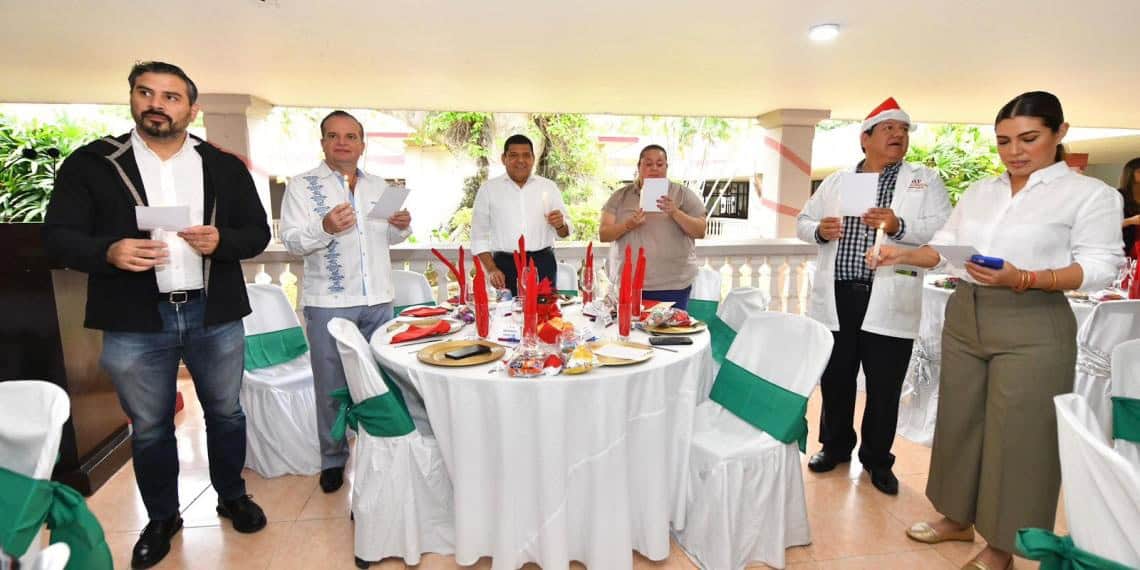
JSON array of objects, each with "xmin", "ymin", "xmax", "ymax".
[{"xmin": 85, "ymin": 379, "xmax": 1065, "ymax": 569}]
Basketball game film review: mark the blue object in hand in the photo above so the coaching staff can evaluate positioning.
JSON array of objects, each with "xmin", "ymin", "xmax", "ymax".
[{"xmin": 969, "ymin": 254, "xmax": 1004, "ymax": 269}]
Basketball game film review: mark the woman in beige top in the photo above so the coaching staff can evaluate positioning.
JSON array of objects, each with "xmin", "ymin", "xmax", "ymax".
[{"xmin": 599, "ymin": 145, "xmax": 707, "ymax": 309}]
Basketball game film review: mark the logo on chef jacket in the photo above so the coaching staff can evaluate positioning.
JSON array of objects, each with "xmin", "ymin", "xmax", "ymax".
[{"xmin": 907, "ymin": 178, "xmax": 927, "ymax": 191}]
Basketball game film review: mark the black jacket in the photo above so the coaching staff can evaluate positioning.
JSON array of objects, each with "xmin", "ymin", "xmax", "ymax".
[{"xmin": 43, "ymin": 133, "xmax": 270, "ymax": 332}]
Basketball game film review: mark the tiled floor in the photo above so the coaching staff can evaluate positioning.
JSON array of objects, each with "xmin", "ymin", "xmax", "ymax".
[{"xmin": 86, "ymin": 379, "xmax": 1063, "ymax": 569}]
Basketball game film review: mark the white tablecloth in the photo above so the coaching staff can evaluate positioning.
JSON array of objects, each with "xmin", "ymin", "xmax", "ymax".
[
  {"xmin": 897, "ymin": 276, "xmax": 1095, "ymax": 446},
  {"xmin": 370, "ymin": 308, "xmax": 714, "ymax": 569}
]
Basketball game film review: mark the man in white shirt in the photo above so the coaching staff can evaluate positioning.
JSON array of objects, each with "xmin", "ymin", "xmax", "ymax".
[
  {"xmin": 471, "ymin": 134, "xmax": 570, "ymax": 295},
  {"xmin": 280, "ymin": 110, "xmax": 412, "ymax": 493},
  {"xmin": 43, "ymin": 61, "xmax": 271, "ymax": 569},
  {"xmin": 797, "ymin": 98, "xmax": 952, "ymax": 495}
]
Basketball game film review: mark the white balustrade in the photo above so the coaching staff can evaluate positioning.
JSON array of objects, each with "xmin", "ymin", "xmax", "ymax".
[{"xmin": 243, "ymin": 239, "xmax": 819, "ymax": 315}]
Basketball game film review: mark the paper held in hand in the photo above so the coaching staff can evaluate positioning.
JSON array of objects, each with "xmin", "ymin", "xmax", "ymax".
[
  {"xmin": 367, "ymin": 186, "xmax": 411, "ymax": 220},
  {"xmin": 930, "ymin": 244, "xmax": 983, "ymax": 268},
  {"xmin": 639, "ymin": 178, "xmax": 669, "ymax": 212},
  {"xmin": 136, "ymin": 206, "xmax": 191, "ymax": 231},
  {"xmin": 838, "ymin": 172, "xmax": 879, "ymax": 217}
]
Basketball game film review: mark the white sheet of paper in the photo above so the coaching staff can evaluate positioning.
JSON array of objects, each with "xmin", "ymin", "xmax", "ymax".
[
  {"xmin": 135, "ymin": 206, "xmax": 191, "ymax": 231},
  {"xmin": 639, "ymin": 178, "xmax": 669, "ymax": 213},
  {"xmin": 594, "ymin": 344, "xmax": 652, "ymax": 361},
  {"xmin": 838, "ymin": 173, "xmax": 880, "ymax": 217},
  {"xmin": 931, "ymin": 244, "xmax": 982, "ymax": 267},
  {"xmin": 367, "ymin": 186, "xmax": 411, "ymax": 220}
]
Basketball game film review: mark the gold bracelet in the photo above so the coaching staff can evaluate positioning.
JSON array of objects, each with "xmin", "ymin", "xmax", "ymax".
[{"xmin": 1049, "ymin": 269, "xmax": 1058, "ymax": 291}]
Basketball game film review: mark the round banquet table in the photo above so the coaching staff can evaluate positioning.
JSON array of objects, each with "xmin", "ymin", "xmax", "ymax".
[
  {"xmin": 370, "ymin": 305, "xmax": 714, "ymax": 569},
  {"xmin": 896, "ymin": 275, "xmax": 1096, "ymax": 446}
]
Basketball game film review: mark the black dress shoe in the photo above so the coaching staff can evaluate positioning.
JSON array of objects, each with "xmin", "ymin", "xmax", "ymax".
[
  {"xmin": 131, "ymin": 516, "xmax": 183, "ymax": 569},
  {"xmin": 217, "ymin": 494, "xmax": 267, "ymax": 533},
  {"xmin": 869, "ymin": 467, "xmax": 899, "ymax": 495},
  {"xmin": 320, "ymin": 466, "xmax": 345, "ymax": 493},
  {"xmin": 807, "ymin": 451, "xmax": 850, "ymax": 473}
]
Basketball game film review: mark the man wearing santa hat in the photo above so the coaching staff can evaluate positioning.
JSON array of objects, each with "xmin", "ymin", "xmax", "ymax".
[{"xmin": 796, "ymin": 98, "xmax": 952, "ymax": 494}]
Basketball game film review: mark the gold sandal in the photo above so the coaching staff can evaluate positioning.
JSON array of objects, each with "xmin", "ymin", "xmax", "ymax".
[
  {"xmin": 905, "ymin": 521, "xmax": 975, "ymax": 544},
  {"xmin": 961, "ymin": 557, "xmax": 1012, "ymax": 570}
]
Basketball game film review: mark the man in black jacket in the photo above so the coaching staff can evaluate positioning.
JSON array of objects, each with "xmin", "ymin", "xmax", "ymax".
[{"xmin": 43, "ymin": 61, "xmax": 270, "ymax": 569}]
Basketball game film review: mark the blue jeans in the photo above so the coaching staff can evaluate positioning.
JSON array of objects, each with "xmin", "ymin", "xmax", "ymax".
[
  {"xmin": 100, "ymin": 296, "xmax": 247, "ymax": 520},
  {"xmin": 643, "ymin": 286, "xmax": 693, "ymax": 310},
  {"xmin": 303, "ymin": 303, "xmax": 393, "ymax": 469}
]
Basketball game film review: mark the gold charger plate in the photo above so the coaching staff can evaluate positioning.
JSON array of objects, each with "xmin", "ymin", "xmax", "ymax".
[
  {"xmin": 417, "ymin": 340, "xmax": 505, "ymax": 367},
  {"xmin": 587, "ymin": 340, "xmax": 654, "ymax": 366},
  {"xmin": 646, "ymin": 320, "xmax": 707, "ymax": 335}
]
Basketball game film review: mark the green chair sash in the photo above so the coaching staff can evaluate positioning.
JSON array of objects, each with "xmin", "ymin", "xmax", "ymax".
[
  {"xmin": 558, "ymin": 289, "xmax": 579, "ymax": 297},
  {"xmin": 0, "ymin": 467, "xmax": 113, "ymax": 570},
  {"xmin": 687, "ymin": 298, "xmax": 718, "ymax": 324},
  {"xmin": 1111, "ymin": 396, "xmax": 1140, "ymax": 444},
  {"xmin": 707, "ymin": 314, "xmax": 736, "ymax": 366},
  {"xmin": 243, "ymin": 326, "xmax": 308, "ymax": 371},
  {"xmin": 392, "ymin": 300, "xmax": 436, "ymax": 315},
  {"xmin": 329, "ymin": 387, "xmax": 415, "ymax": 441},
  {"xmin": 1016, "ymin": 528, "xmax": 1133, "ymax": 570},
  {"xmin": 709, "ymin": 359, "xmax": 809, "ymax": 452}
]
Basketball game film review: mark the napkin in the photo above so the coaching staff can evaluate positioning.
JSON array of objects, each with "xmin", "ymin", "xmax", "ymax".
[
  {"xmin": 401, "ymin": 306, "xmax": 449, "ymax": 317},
  {"xmin": 390, "ymin": 320, "xmax": 450, "ymax": 344},
  {"xmin": 632, "ymin": 246, "xmax": 646, "ymax": 313},
  {"xmin": 514, "ymin": 235, "xmax": 527, "ymax": 294},
  {"xmin": 583, "ymin": 241, "xmax": 594, "ymax": 302},
  {"xmin": 618, "ymin": 245, "xmax": 633, "ymax": 336},
  {"xmin": 523, "ymin": 259, "xmax": 539, "ymax": 339},
  {"xmin": 430, "ymin": 247, "xmax": 467, "ymax": 304},
  {"xmin": 473, "ymin": 257, "xmax": 490, "ymax": 337}
]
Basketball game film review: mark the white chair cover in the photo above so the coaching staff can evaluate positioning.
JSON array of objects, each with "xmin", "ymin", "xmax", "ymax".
[
  {"xmin": 392, "ymin": 269, "xmax": 435, "ymax": 308},
  {"xmin": 29, "ymin": 543, "xmax": 70, "ymax": 570},
  {"xmin": 691, "ymin": 265, "xmax": 723, "ymax": 302},
  {"xmin": 1111, "ymin": 338, "xmax": 1140, "ymax": 467},
  {"xmin": 556, "ymin": 262, "xmax": 578, "ymax": 295},
  {"xmin": 1054, "ymin": 393, "xmax": 1140, "ymax": 567},
  {"xmin": 0, "ymin": 380, "xmax": 71, "ymax": 564},
  {"xmin": 1073, "ymin": 300, "xmax": 1140, "ymax": 438},
  {"xmin": 677, "ymin": 313, "xmax": 834, "ymax": 570},
  {"xmin": 716, "ymin": 288, "xmax": 770, "ymax": 332},
  {"xmin": 326, "ymin": 318, "xmax": 454, "ymax": 565},
  {"xmin": 897, "ymin": 279, "xmax": 949, "ymax": 446},
  {"xmin": 240, "ymin": 284, "xmax": 321, "ymax": 478}
]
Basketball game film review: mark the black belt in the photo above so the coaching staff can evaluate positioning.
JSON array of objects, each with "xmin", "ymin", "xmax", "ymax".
[
  {"xmin": 158, "ymin": 289, "xmax": 203, "ymax": 304},
  {"xmin": 494, "ymin": 247, "xmax": 553, "ymax": 256},
  {"xmin": 836, "ymin": 280, "xmax": 872, "ymax": 293}
]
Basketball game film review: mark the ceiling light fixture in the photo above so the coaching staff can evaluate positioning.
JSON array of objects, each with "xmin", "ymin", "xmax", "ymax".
[{"xmin": 808, "ymin": 23, "xmax": 840, "ymax": 42}]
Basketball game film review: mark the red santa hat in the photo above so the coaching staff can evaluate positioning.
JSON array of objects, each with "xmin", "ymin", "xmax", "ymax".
[{"xmin": 861, "ymin": 97, "xmax": 916, "ymax": 132}]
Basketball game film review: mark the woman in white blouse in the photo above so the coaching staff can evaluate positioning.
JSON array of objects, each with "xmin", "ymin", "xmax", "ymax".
[{"xmin": 872, "ymin": 91, "xmax": 1124, "ymax": 570}]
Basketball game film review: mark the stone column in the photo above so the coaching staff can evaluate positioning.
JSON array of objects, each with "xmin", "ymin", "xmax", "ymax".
[
  {"xmin": 197, "ymin": 94, "xmax": 274, "ymax": 228},
  {"xmin": 754, "ymin": 109, "xmax": 830, "ymax": 238}
]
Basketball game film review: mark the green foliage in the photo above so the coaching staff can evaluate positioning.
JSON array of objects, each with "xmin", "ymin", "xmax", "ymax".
[
  {"xmin": 816, "ymin": 119, "xmax": 858, "ymax": 131},
  {"xmin": 906, "ymin": 124, "xmax": 1002, "ymax": 205},
  {"xmin": 432, "ymin": 206, "xmax": 474, "ymax": 243},
  {"xmin": 410, "ymin": 112, "xmax": 494, "ymax": 162},
  {"xmin": 411, "ymin": 112, "xmax": 493, "ymax": 211},
  {"xmin": 530, "ymin": 113, "xmax": 605, "ymax": 204},
  {"xmin": 0, "ymin": 114, "xmax": 103, "ymax": 222},
  {"xmin": 566, "ymin": 203, "xmax": 600, "ymax": 241}
]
